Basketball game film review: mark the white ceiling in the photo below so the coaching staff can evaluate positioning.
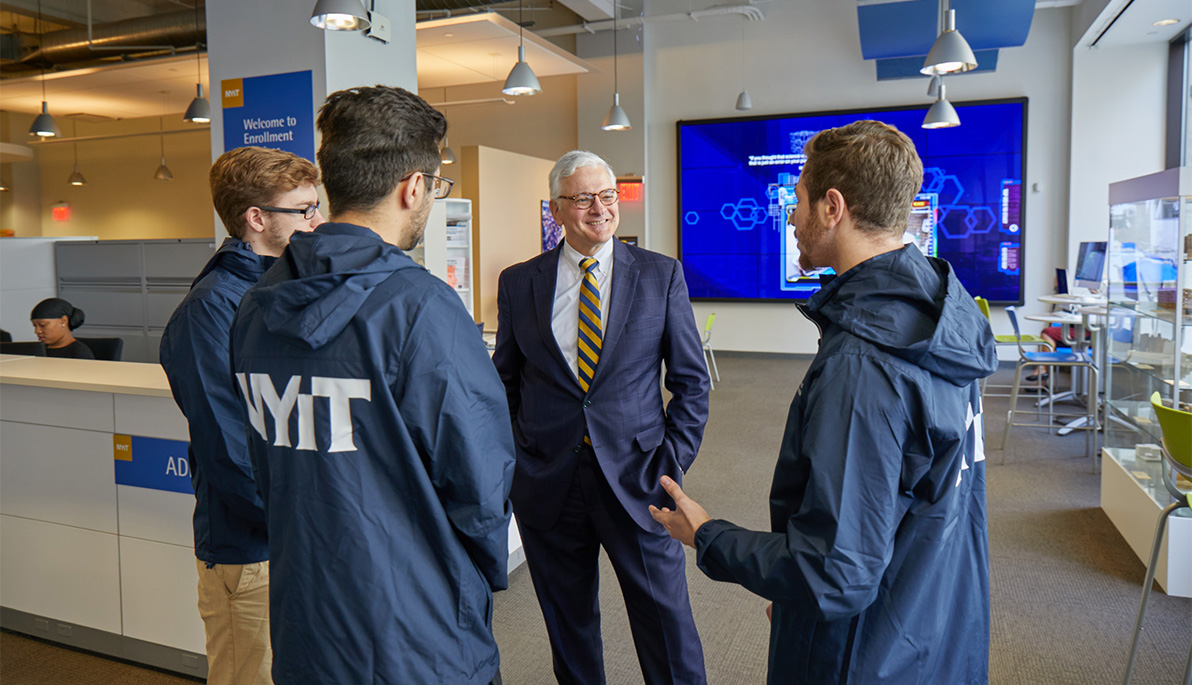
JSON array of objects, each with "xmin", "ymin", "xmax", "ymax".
[
  {"xmin": 1086, "ymin": 0, "xmax": 1190, "ymax": 47},
  {"xmin": 416, "ymin": 13, "xmax": 593, "ymax": 90},
  {"xmin": 0, "ymin": 2, "xmax": 1184, "ymax": 121},
  {"xmin": 0, "ymin": 12, "xmax": 593, "ymax": 121}
]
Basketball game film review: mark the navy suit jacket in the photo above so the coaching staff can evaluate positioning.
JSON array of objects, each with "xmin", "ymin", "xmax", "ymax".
[{"xmin": 493, "ymin": 239, "xmax": 710, "ymax": 532}]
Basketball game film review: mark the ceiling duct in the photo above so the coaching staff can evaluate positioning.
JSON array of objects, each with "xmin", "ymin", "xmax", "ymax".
[
  {"xmin": 15, "ymin": 9, "xmax": 205, "ymax": 69},
  {"xmin": 415, "ymin": 0, "xmax": 513, "ymax": 10}
]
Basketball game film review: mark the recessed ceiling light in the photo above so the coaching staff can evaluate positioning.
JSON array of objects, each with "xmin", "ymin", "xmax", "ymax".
[
  {"xmin": 444, "ymin": 32, "xmax": 454, "ymax": 37},
  {"xmin": 1153, "ymin": 18, "xmax": 1180, "ymax": 26}
]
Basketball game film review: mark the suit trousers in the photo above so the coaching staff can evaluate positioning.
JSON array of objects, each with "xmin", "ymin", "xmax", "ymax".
[
  {"xmin": 519, "ymin": 447, "xmax": 706, "ymax": 685},
  {"xmin": 195, "ymin": 559, "xmax": 272, "ymax": 685}
]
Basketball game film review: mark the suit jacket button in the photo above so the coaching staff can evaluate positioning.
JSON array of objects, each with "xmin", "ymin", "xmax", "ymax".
[
  {"xmin": 573, "ymin": 445, "xmax": 582, "ymax": 453},
  {"xmin": 583, "ymin": 399, "xmax": 592, "ymax": 407}
]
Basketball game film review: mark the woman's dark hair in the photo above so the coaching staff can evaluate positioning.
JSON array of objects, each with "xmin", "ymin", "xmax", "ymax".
[
  {"xmin": 31, "ymin": 298, "xmax": 85, "ymax": 330},
  {"xmin": 316, "ymin": 85, "xmax": 447, "ymax": 216}
]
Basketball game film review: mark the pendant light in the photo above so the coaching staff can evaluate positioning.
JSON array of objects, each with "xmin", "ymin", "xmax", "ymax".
[
  {"xmin": 734, "ymin": 19, "xmax": 752, "ymax": 111},
  {"xmin": 184, "ymin": 1, "xmax": 210, "ymax": 123},
  {"xmin": 922, "ymin": 81, "xmax": 960, "ymax": 129},
  {"xmin": 601, "ymin": 3, "xmax": 631, "ymax": 131},
  {"xmin": 920, "ymin": 5, "xmax": 977, "ymax": 76},
  {"xmin": 441, "ymin": 136, "xmax": 456, "ymax": 165},
  {"xmin": 502, "ymin": 0, "xmax": 541, "ymax": 96},
  {"xmin": 28, "ymin": 0, "xmax": 60, "ymax": 138},
  {"xmin": 310, "ymin": 0, "xmax": 371, "ymax": 31},
  {"xmin": 154, "ymin": 117, "xmax": 174, "ymax": 180},
  {"xmin": 68, "ymin": 122, "xmax": 87, "ymax": 186}
]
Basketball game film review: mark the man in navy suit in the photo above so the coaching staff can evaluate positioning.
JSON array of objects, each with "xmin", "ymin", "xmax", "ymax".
[{"xmin": 493, "ymin": 150, "xmax": 710, "ymax": 684}]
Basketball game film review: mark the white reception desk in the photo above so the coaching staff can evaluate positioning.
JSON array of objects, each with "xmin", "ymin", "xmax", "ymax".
[{"xmin": 0, "ymin": 355, "xmax": 523, "ymax": 677}]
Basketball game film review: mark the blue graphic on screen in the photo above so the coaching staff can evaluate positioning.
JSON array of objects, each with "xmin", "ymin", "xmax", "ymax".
[{"xmin": 678, "ymin": 100, "xmax": 1025, "ymax": 303}]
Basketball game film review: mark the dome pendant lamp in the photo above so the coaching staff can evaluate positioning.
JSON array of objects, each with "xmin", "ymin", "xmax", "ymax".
[
  {"xmin": 922, "ymin": 82, "xmax": 961, "ymax": 129},
  {"xmin": 601, "ymin": 2, "xmax": 631, "ymax": 131},
  {"xmin": 184, "ymin": 2, "xmax": 210, "ymax": 124},
  {"xmin": 68, "ymin": 123, "xmax": 87, "ymax": 186},
  {"xmin": 28, "ymin": 0, "xmax": 59, "ymax": 138},
  {"xmin": 441, "ymin": 136, "xmax": 457, "ymax": 165},
  {"xmin": 310, "ymin": 0, "xmax": 371, "ymax": 31},
  {"xmin": 920, "ymin": 6, "xmax": 977, "ymax": 76},
  {"xmin": 154, "ymin": 118, "xmax": 174, "ymax": 180},
  {"xmin": 502, "ymin": 0, "xmax": 541, "ymax": 96}
]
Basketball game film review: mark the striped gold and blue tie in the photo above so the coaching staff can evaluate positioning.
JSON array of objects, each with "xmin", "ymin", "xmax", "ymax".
[{"xmin": 577, "ymin": 257, "xmax": 602, "ymax": 394}]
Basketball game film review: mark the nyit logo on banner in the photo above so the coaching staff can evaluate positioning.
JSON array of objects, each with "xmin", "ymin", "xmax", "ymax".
[{"xmin": 113, "ymin": 434, "xmax": 194, "ymax": 495}]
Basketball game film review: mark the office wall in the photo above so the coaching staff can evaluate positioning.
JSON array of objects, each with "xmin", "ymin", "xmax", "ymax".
[
  {"xmin": 33, "ymin": 117, "xmax": 213, "ymax": 241},
  {"xmin": 425, "ymin": 75, "xmax": 578, "ymax": 169},
  {"xmin": 459, "ymin": 145, "xmax": 554, "ymax": 328},
  {"xmin": 633, "ymin": 3, "xmax": 1075, "ymax": 354},
  {"xmin": 0, "ymin": 112, "xmax": 42, "ymax": 237},
  {"xmin": 1067, "ymin": 43, "xmax": 1168, "ymax": 267}
]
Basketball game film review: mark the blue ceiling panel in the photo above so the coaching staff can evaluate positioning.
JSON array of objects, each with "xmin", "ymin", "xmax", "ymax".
[
  {"xmin": 858, "ymin": 0, "xmax": 1035, "ymax": 62},
  {"xmin": 875, "ymin": 49, "xmax": 999, "ymax": 81},
  {"xmin": 858, "ymin": 0, "xmax": 938, "ymax": 60}
]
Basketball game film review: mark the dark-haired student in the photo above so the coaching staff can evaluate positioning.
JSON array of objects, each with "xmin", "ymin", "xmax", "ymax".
[
  {"xmin": 31, "ymin": 298, "xmax": 94, "ymax": 359},
  {"xmin": 231, "ymin": 85, "xmax": 513, "ymax": 685}
]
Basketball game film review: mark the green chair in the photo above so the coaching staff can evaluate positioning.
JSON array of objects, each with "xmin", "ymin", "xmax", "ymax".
[
  {"xmin": 702, "ymin": 313, "xmax": 719, "ymax": 390},
  {"xmin": 1122, "ymin": 392, "xmax": 1192, "ymax": 685},
  {"xmin": 973, "ymin": 296, "xmax": 1052, "ymax": 397}
]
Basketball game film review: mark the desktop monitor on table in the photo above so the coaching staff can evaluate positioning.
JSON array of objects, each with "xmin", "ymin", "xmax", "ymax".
[
  {"xmin": 1055, "ymin": 268, "xmax": 1069, "ymax": 295},
  {"xmin": 1074, "ymin": 241, "xmax": 1106, "ymax": 291},
  {"xmin": 0, "ymin": 341, "xmax": 47, "ymax": 356}
]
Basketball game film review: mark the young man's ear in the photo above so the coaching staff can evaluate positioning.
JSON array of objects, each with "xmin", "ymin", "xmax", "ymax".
[
  {"xmin": 399, "ymin": 172, "xmax": 425, "ymax": 210},
  {"xmin": 821, "ymin": 188, "xmax": 847, "ymax": 229},
  {"xmin": 243, "ymin": 206, "xmax": 266, "ymax": 235}
]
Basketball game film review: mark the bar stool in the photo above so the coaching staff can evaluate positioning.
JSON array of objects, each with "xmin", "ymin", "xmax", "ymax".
[
  {"xmin": 1122, "ymin": 392, "xmax": 1192, "ymax": 685},
  {"xmin": 999, "ymin": 306, "xmax": 1099, "ymax": 464}
]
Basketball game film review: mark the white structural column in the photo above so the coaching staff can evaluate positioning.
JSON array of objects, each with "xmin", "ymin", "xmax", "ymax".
[{"xmin": 204, "ymin": 0, "xmax": 417, "ymax": 241}]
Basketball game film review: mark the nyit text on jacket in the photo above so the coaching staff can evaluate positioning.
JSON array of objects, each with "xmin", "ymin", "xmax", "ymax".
[{"xmin": 230, "ymin": 223, "xmax": 515, "ymax": 685}]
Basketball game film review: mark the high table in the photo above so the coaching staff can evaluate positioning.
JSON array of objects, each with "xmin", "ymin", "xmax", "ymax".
[{"xmin": 0, "ymin": 355, "xmax": 524, "ymax": 676}]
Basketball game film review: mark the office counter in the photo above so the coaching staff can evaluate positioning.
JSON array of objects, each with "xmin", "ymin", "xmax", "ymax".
[{"xmin": 0, "ymin": 356, "xmax": 524, "ymax": 677}]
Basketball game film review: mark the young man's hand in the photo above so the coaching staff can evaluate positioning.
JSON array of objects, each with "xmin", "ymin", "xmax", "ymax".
[{"xmin": 649, "ymin": 475, "xmax": 711, "ymax": 548}]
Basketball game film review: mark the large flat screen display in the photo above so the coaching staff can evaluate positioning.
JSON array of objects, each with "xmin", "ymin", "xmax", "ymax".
[{"xmin": 677, "ymin": 98, "xmax": 1026, "ymax": 304}]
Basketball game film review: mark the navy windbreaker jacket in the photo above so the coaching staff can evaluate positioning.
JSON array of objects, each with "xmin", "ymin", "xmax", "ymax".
[
  {"xmin": 694, "ymin": 245, "xmax": 997, "ymax": 684},
  {"xmin": 160, "ymin": 238, "xmax": 270, "ymax": 565},
  {"xmin": 229, "ymin": 223, "xmax": 515, "ymax": 685}
]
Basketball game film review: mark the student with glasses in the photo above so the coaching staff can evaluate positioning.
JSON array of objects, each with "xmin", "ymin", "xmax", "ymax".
[{"xmin": 160, "ymin": 146, "xmax": 324, "ymax": 685}]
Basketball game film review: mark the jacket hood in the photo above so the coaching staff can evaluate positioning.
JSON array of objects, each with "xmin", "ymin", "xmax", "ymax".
[
  {"xmin": 193, "ymin": 237, "xmax": 272, "ymax": 287},
  {"xmin": 804, "ymin": 244, "xmax": 996, "ymax": 386},
  {"xmin": 250, "ymin": 223, "xmax": 419, "ymax": 349}
]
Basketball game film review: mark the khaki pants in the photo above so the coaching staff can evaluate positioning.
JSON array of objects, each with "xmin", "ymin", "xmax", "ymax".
[{"xmin": 196, "ymin": 559, "xmax": 272, "ymax": 685}]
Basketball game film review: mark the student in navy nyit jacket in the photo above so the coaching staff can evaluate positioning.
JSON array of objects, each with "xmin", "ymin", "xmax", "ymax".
[
  {"xmin": 653, "ymin": 121, "xmax": 997, "ymax": 685},
  {"xmin": 231, "ymin": 86, "xmax": 514, "ymax": 685}
]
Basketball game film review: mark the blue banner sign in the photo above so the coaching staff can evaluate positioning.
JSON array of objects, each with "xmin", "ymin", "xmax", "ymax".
[
  {"xmin": 114, "ymin": 434, "xmax": 194, "ymax": 495},
  {"xmin": 221, "ymin": 70, "xmax": 315, "ymax": 162}
]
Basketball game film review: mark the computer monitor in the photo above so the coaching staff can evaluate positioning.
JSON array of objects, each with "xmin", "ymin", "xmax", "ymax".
[
  {"xmin": 1074, "ymin": 241, "xmax": 1107, "ymax": 291},
  {"xmin": 0, "ymin": 341, "xmax": 47, "ymax": 356},
  {"xmin": 1055, "ymin": 268, "xmax": 1068, "ymax": 295}
]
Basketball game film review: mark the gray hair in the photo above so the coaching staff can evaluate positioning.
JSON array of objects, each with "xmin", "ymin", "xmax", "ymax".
[{"xmin": 549, "ymin": 150, "xmax": 616, "ymax": 198}]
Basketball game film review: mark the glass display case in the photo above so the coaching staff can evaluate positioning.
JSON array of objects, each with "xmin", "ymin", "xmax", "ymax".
[
  {"xmin": 1103, "ymin": 166, "xmax": 1192, "ymax": 451},
  {"xmin": 1099, "ymin": 167, "xmax": 1192, "ymax": 597}
]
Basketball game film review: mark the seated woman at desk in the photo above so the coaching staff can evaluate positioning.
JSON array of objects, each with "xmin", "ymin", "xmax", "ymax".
[{"xmin": 30, "ymin": 298, "xmax": 94, "ymax": 359}]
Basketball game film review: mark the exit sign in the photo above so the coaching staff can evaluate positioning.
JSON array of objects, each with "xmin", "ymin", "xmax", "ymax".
[{"xmin": 51, "ymin": 203, "xmax": 70, "ymax": 222}]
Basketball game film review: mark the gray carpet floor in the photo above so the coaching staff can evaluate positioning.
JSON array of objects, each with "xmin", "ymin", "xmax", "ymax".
[
  {"xmin": 492, "ymin": 355, "xmax": 1192, "ymax": 684},
  {"xmin": 2, "ymin": 355, "xmax": 1189, "ymax": 684}
]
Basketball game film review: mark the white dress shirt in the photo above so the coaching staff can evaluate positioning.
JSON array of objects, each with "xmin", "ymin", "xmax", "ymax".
[{"xmin": 552, "ymin": 238, "xmax": 614, "ymax": 381}]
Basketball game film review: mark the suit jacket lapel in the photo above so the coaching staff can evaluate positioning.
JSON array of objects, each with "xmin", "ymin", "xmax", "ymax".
[
  {"xmin": 531, "ymin": 246, "xmax": 578, "ymax": 384},
  {"xmin": 594, "ymin": 239, "xmax": 637, "ymax": 384}
]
